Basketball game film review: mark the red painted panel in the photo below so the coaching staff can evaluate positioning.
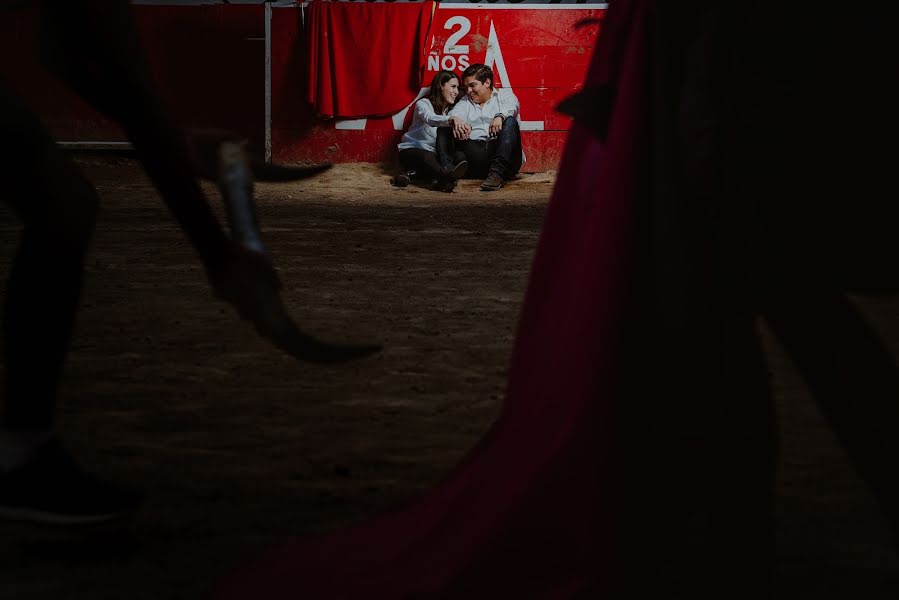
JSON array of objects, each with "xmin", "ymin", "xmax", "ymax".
[
  {"xmin": 270, "ymin": 5, "xmax": 605, "ymax": 170},
  {"xmin": 273, "ymin": 126, "xmax": 570, "ymax": 175},
  {"xmin": 273, "ymin": 127, "xmax": 402, "ymax": 165},
  {"xmin": 270, "ymin": 6, "xmax": 314, "ymax": 132}
]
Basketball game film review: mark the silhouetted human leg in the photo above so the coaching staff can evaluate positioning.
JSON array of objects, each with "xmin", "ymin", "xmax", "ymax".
[
  {"xmin": 0, "ymin": 80, "xmax": 96, "ymax": 433},
  {"xmin": 0, "ymin": 81, "xmax": 138, "ymax": 523},
  {"xmin": 762, "ymin": 289, "xmax": 899, "ymax": 544}
]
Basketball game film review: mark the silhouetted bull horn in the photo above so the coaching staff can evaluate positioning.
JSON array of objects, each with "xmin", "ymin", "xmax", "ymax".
[
  {"xmin": 188, "ymin": 129, "xmax": 331, "ymax": 182},
  {"xmin": 248, "ymin": 286, "xmax": 382, "ymax": 364},
  {"xmin": 215, "ymin": 139, "xmax": 380, "ymax": 363},
  {"xmin": 248, "ymin": 158, "xmax": 332, "ymax": 182}
]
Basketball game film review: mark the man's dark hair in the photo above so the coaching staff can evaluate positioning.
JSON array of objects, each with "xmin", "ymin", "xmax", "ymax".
[{"xmin": 461, "ymin": 64, "xmax": 493, "ymax": 87}]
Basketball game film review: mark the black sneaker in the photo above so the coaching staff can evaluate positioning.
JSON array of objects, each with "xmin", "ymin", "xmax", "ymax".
[
  {"xmin": 480, "ymin": 171, "xmax": 504, "ymax": 191},
  {"xmin": 391, "ymin": 173, "xmax": 410, "ymax": 188},
  {"xmin": 0, "ymin": 439, "xmax": 141, "ymax": 524},
  {"xmin": 448, "ymin": 160, "xmax": 468, "ymax": 181}
]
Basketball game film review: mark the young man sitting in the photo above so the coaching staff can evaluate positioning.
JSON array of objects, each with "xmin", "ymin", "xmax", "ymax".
[{"xmin": 436, "ymin": 64, "xmax": 523, "ymax": 192}]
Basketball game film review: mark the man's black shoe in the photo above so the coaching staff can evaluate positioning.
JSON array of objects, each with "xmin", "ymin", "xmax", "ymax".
[{"xmin": 0, "ymin": 439, "xmax": 140, "ymax": 524}]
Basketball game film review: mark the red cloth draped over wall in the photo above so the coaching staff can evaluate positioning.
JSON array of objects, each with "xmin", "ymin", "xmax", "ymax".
[{"xmin": 305, "ymin": 0, "xmax": 434, "ymax": 119}]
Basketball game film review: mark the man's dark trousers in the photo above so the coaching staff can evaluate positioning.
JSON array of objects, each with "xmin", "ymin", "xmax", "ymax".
[{"xmin": 436, "ymin": 117, "xmax": 522, "ymax": 180}]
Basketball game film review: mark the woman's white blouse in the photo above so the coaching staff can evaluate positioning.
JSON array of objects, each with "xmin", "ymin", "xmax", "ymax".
[{"xmin": 398, "ymin": 98, "xmax": 451, "ymax": 153}]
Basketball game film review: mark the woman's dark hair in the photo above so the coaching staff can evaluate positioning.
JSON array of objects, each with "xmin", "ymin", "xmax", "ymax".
[{"xmin": 428, "ymin": 70, "xmax": 459, "ymax": 115}]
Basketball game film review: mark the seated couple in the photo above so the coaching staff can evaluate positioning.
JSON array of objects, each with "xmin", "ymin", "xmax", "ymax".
[{"xmin": 393, "ymin": 64, "xmax": 523, "ymax": 192}]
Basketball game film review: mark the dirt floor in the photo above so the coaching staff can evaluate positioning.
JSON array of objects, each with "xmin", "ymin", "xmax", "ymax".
[{"xmin": 0, "ymin": 158, "xmax": 897, "ymax": 599}]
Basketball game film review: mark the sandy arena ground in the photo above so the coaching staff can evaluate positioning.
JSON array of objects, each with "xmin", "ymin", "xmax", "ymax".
[{"xmin": 0, "ymin": 158, "xmax": 897, "ymax": 599}]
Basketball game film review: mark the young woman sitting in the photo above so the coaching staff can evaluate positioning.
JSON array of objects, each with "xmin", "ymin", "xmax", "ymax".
[{"xmin": 394, "ymin": 70, "xmax": 470, "ymax": 192}]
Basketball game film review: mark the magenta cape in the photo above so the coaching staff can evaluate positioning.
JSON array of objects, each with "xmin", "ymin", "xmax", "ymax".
[{"xmin": 213, "ymin": 1, "xmax": 654, "ymax": 597}]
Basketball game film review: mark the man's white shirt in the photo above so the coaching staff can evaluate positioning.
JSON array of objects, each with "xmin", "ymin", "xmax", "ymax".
[{"xmin": 448, "ymin": 88, "xmax": 520, "ymax": 142}]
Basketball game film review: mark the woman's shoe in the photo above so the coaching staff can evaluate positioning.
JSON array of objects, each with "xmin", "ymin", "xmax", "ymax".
[
  {"xmin": 431, "ymin": 178, "xmax": 456, "ymax": 193},
  {"xmin": 391, "ymin": 174, "xmax": 410, "ymax": 188}
]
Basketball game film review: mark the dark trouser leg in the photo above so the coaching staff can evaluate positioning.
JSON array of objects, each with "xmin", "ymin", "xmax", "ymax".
[
  {"xmin": 435, "ymin": 128, "xmax": 461, "ymax": 172},
  {"xmin": 436, "ymin": 129, "xmax": 473, "ymax": 174},
  {"xmin": 487, "ymin": 117, "xmax": 523, "ymax": 179},
  {"xmin": 0, "ymin": 80, "xmax": 98, "ymax": 430},
  {"xmin": 459, "ymin": 141, "xmax": 490, "ymax": 179},
  {"xmin": 398, "ymin": 148, "xmax": 443, "ymax": 181}
]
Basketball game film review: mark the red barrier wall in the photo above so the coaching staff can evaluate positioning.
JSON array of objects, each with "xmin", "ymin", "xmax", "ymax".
[
  {"xmin": 270, "ymin": 4, "xmax": 605, "ymax": 170},
  {"xmin": 0, "ymin": 3, "xmax": 604, "ymax": 171}
]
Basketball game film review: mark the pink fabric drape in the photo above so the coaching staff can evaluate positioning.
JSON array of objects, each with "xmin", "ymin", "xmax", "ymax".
[
  {"xmin": 214, "ymin": 1, "xmax": 655, "ymax": 596},
  {"xmin": 209, "ymin": 2, "xmax": 899, "ymax": 595}
]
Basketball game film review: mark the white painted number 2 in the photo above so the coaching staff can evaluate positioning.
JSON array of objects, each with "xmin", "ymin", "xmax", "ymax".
[
  {"xmin": 443, "ymin": 16, "xmax": 470, "ymax": 55},
  {"xmin": 429, "ymin": 16, "xmax": 471, "ymax": 72}
]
